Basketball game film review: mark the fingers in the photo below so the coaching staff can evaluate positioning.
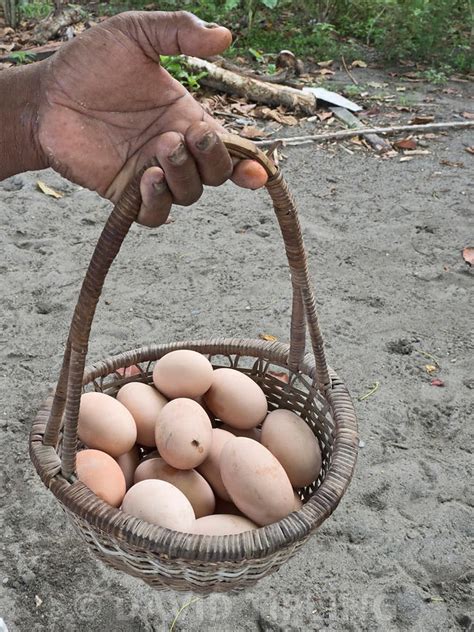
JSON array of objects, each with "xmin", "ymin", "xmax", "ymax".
[
  {"xmin": 136, "ymin": 125, "xmax": 269, "ymax": 227},
  {"xmin": 185, "ymin": 122, "xmax": 233, "ymax": 186},
  {"xmin": 138, "ymin": 166, "xmax": 173, "ymax": 227},
  {"xmin": 231, "ymin": 159, "xmax": 269, "ymax": 190},
  {"xmin": 134, "ymin": 11, "xmax": 232, "ymax": 58}
]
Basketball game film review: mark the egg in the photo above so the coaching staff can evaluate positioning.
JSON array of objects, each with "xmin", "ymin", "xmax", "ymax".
[
  {"xmin": 261, "ymin": 409, "xmax": 322, "ymax": 487},
  {"xmin": 221, "ymin": 424, "xmax": 261, "ymax": 442},
  {"xmin": 220, "ymin": 437, "xmax": 294, "ymax": 526},
  {"xmin": 116, "ymin": 445, "xmax": 141, "ymax": 490},
  {"xmin": 204, "ymin": 368, "xmax": 267, "ymax": 429},
  {"xmin": 76, "ymin": 449, "xmax": 126, "ymax": 507},
  {"xmin": 78, "ymin": 392, "xmax": 137, "ymax": 457},
  {"xmin": 190, "ymin": 514, "xmax": 257, "ymax": 535},
  {"xmin": 133, "ymin": 457, "xmax": 215, "ymax": 518},
  {"xmin": 197, "ymin": 428, "xmax": 234, "ymax": 501},
  {"xmin": 152, "ymin": 350, "xmax": 214, "ymax": 399},
  {"xmin": 116, "ymin": 382, "xmax": 168, "ymax": 447},
  {"xmin": 155, "ymin": 398, "xmax": 212, "ymax": 469},
  {"xmin": 121, "ymin": 479, "xmax": 195, "ymax": 530}
]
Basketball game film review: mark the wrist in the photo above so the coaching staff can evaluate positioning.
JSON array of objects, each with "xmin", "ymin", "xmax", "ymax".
[{"xmin": 0, "ymin": 62, "xmax": 47, "ymax": 180}]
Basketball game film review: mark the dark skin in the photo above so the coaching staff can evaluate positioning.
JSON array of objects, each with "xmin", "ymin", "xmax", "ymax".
[{"xmin": 0, "ymin": 11, "xmax": 267, "ymax": 225}]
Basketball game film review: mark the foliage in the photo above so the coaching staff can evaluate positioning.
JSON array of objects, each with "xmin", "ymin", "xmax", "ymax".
[
  {"xmin": 18, "ymin": 0, "xmax": 53, "ymax": 19},
  {"xmin": 9, "ymin": 49, "xmax": 37, "ymax": 63},
  {"xmin": 160, "ymin": 55, "xmax": 207, "ymax": 91}
]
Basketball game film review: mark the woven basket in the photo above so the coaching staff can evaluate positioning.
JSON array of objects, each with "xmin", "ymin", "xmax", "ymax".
[{"xmin": 29, "ymin": 135, "xmax": 358, "ymax": 594}]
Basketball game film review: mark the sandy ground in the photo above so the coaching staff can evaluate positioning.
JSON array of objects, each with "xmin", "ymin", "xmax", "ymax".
[{"xmin": 0, "ymin": 72, "xmax": 473, "ymax": 631}]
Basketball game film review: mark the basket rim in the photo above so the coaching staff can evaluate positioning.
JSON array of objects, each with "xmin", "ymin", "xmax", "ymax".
[{"xmin": 30, "ymin": 338, "xmax": 358, "ymax": 564}]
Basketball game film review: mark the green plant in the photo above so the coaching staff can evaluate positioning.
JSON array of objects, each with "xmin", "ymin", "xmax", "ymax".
[
  {"xmin": 18, "ymin": 0, "xmax": 53, "ymax": 19},
  {"xmin": 9, "ymin": 50, "xmax": 37, "ymax": 64},
  {"xmin": 160, "ymin": 55, "xmax": 207, "ymax": 91}
]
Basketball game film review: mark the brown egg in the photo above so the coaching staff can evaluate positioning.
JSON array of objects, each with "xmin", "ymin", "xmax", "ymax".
[
  {"xmin": 116, "ymin": 382, "xmax": 168, "ymax": 447},
  {"xmin": 197, "ymin": 428, "xmax": 234, "ymax": 501},
  {"xmin": 121, "ymin": 479, "xmax": 195, "ymax": 530},
  {"xmin": 116, "ymin": 445, "xmax": 141, "ymax": 490},
  {"xmin": 204, "ymin": 368, "xmax": 267, "ymax": 429},
  {"xmin": 293, "ymin": 491, "xmax": 303, "ymax": 511},
  {"xmin": 220, "ymin": 437, "xmax": 294, "ymax": 526},
  {"xmin": 78, "ymin": 392, "xmax": 137, "ymax": 457},
  {"xmin": 76, "ymin": 449, "xmax": 126, "ymax": 507},
  {"xmin": 133, "ymin": 457, "xmax": 215, "ymax": 518},
  {"xmin": 261, "ymin": 409, "xmax": 322, "ymax": 487},
  {"xmin": 221, "ymin": 424, "xmax": 261, "ymax": 442},
  {"xmin": 155, "ymin": 398, "xmax": 212, "ymax": 470},
  {"xmin": 190, "ymin": 514, "xmax": 257, "ymax": 535},
  {"xmin": 152, "ymin": 350, "xmax": 214, "ymax": 399}
]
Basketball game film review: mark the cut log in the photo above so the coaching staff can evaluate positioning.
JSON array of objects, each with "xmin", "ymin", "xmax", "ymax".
[
  {"xmin": 330, "ymin": 106, "xmax": 392, "ymax": 152},
  {"xmin": 182, "ymin": 55, "xmax": 317, "ymax": 115},
  {"xmin": 31, "ymin": 7, "xmax": 83, "ymax": 45}
]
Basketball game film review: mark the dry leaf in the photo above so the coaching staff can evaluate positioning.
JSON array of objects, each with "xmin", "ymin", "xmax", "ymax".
[
  {"xmin": 351, "ymin": 59, "xmax": 367, "ymax": 68},
  {"xmin": 253, "ymin": 106, "xmax": 298, "ymax": 126},
  {"xmin": 240, "ymin": 125, "xmax": 268, "ymax": 139},
  {"xmin": 425, "ymin": 364, "xmax": 438, "ymax": 374},
  {"xmin": 465, "ymin": 146, "xmax": 474, "ymax": 155},
  {"xmin": 394, "ymin": 138, "xmax": 417, "ymax": 150},
  {"xmin": 410, "ymin": 115, "xmax": 434, "ymax": 124},
  {"xmin": 317, "ymin": 59, "xmax": 333, "ymax": 67},
  {"xmin": 461, "ymin": 111, "xmax": 474, "ymax": 120},
  {"xmin": 430, "ymin": 378, "xmax": 445, "ymax": 387},
  {"xmin": 259, "ymin": 333, "xmax": 278, "ymax": 342},
  {"xmin": 440, "ymin": 159, "xmax": 464, "ymax": 168},
  {"xmin": 316, "ymin": 110, "xmax": 334, "ymax": 122},
  {"xmin": 319, "ymin": 68, "xmax": 335, "ymax": 76},
  {"xmin": 462, "ymin": 247, "xmax": 474, "ymax": 266},
  {"xmin": 399, "ymin": 156, "xmax": 415, "ymax": 162},
  {"xmin": 268, "ymin": 370, "xmax": 289, "ymax": 383},
  {"xmin": 36, "ymin": 180, "xmax": 64, "ymax": 199}
]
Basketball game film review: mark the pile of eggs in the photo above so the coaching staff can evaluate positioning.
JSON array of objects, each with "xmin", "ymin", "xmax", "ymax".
[{"xmin": 76, "ymin": 350, "xmax": 322, "ymax": 535}]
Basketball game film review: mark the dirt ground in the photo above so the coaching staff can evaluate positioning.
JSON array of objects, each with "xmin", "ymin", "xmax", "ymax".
[{"xmin": 0, "ymin": 70, "xmax": 473, "ymax": 632}]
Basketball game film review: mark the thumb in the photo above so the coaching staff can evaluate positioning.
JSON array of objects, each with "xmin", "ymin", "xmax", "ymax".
[{"xmin": 132, "ymin": 11, "xmax": 232, "ymax": 58}]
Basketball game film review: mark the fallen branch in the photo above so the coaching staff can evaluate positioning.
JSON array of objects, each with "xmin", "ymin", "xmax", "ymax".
[
  {"xmin": 183, "ymin": 55, "xmax": 317, "ymax": 114},
  {"xmin": 255, "ymin": 120, "xmax": 474, "ymax": 147}
]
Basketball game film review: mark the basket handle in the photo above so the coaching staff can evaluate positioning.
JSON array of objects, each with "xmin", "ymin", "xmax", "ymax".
[{"xmin": 43, "ymin": 134, "xmax": 330, "ymax": 478}]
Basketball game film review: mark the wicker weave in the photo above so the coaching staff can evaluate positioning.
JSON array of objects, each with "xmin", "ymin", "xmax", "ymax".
[{"xmin": 29, "ymin": 136, "xmax": 358, "ymax": 593}]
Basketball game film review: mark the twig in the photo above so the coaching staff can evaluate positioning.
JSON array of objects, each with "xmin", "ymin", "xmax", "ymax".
[
  {"xmin": 256, "ymin": 121, "xmax": 474, "ymax": 147},
  {"xmin": 358, "ymin": 381, "xmax": 380, "ymax": 401},
  {"xmin": 169, "ymin": 597, "xmax": 200, "ymax": 632},
  {"xmin": 414, "ymin": 348, "xmax": 440, "ymax": 368},
  {"xmin": 341, "ymin": 55, "xmax": 359, "ymax": 85}
]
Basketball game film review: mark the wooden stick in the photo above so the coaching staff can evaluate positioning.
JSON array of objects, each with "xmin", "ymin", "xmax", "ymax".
[
  {"xmin": 255, "ymin": 121, "xmax": 474, "ymax": 147},
  {"xmin": 341, "ymin": 56, "xmax": 359, "ymax": 85},
  {"xmin": 182, "ymin": 55, "xmax": 317, "ymax": 115}
]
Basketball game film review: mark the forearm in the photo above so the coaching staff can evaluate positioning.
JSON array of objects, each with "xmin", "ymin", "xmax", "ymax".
[{"xmin": 0, "ymin": 63, "xmax": 46, "ymax": 180}]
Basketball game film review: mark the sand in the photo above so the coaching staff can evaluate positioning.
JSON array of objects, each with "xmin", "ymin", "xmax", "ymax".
[{"xmin": 0, "ymin": 75, "xmax": 472, "ymax": 631}]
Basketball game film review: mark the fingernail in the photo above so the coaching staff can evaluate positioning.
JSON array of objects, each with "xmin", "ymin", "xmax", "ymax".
[
  {"xmin": 204, "ymin": 22, "xmax": 220, "ymax": 29},
  {"xmin": 152, "ymin": 179, "xmax": 167, "ymax": 195},
  {"xmin": 168, "ymin": 143, "xmax": 187, "ymax": 166},
  {"xmin": 196, "ymin": 131, "xmax": 217, "ymax": 152}
]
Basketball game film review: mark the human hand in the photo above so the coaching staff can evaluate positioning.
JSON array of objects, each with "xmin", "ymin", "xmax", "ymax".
[{"xmin": 37, "ymin": 11, "xmax": 268, "ymax": 226}]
